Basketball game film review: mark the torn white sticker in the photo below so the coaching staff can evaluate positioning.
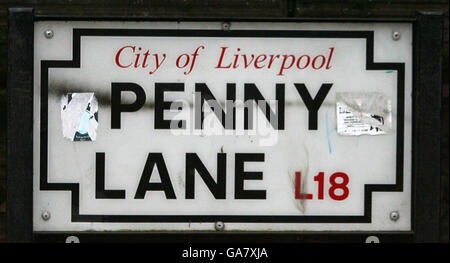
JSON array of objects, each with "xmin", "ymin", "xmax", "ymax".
[
  {"xmin": 61, "ymin": 93, "xmax": 98, "ymax": 141},
  {"xmin": 336, "ymin": 92, "xmax": 392, "ymax": 136}
]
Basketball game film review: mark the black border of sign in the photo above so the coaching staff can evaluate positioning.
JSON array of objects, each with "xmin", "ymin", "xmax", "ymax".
[
  {"xmin": 6, "ymin": 8, "xmax": 34, "ymax": 243},
  {"xmin": 40, "ymin": 29, "xmax": 405, "ymax": 224},
  {"xmin": 6, "ymin": 9, "xmax": 443, "ymax": 242}
]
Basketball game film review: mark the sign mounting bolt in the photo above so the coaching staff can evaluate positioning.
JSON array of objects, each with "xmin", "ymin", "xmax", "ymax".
[
  {"xmin": 65, "ymin": 236, "xmax": 80, "ymax": 243},
  {"xmin": 392, "ymin": 31, "xmax": 400, "ymax": 41},
  {"xmin": 44, "ymin": 29, "xmax": 54, "ymax": 39},
  {"xmin": 41, "ymin": 211, "xmax": 51, "ymax": 221},
  {"xmin": 390, "ymin": 211, "xmax": 399, "ymax": 221},
  {"xmin": 365, "ymin": 236, "xmax": 380, "ymax": 243},
  {"xmin": 222, "ymin": 22, "xmax": 231, "ymax": 31},
  {"xmin": 215, "ymin": 221, "xmax": 225, "ymax": 231}
]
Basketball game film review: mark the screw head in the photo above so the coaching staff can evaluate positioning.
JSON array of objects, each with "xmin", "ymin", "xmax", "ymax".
[
  {"xmin": 392, "ymin": 31, "xmax": 401, "ymax": 41},
  {"xmin": 365, "ymin": 236, "xmax": 380, "ymax": 243},
  {"xmin": 390, "ymin": 211, "xmax": 400, "ymax": 221},
  {"xmin": 65, "ymin": 236, "xmax": 80, "ymax": 243},
  {"xmin": 222, "ymin": 22, "xmax": 231, "ymax": 31},
  {"xmin": 41, "ymin": 211, "xmax": 51, "ymax": 221},
  {"xmin": 44, "ymin": 29, "xmax": 54, "ymax": 39},
  {"xmin": 215, "ymin": 221, "xmax": 225, "ymax": 231}
]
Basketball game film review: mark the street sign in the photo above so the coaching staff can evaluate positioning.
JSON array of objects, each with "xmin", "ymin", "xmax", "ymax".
[
  {"xmin": 32, "ymin": 20, "xmax": 414, "ymax": 233},
  {"xmin": 7, "ymin": 9, "xmax": 443, "ymax": 242}
]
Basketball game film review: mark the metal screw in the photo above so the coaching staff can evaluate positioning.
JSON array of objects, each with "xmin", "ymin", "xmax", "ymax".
[
  {"xmin": 390, "ymin": 211, "xmax": 400, "ymax": 221},
  {"xmin": 65, "ymin": 236, "xmax": 80, "ymax": 243},
  {"xmin": 365, "ymin": 236, "xmax": 380, "ymax": 243},
  {"xmin": 392, "ymin": 31, "xmax": 401, "ymax": 41},
  {"xmin": 44, "ymin": 29, "xmax": 54, "ymax": 39},
  {"xmin": 222, "ymin": 22, "xmax": 231, "ymax": 31},
  {"xmin": 215, "ymin": 221, "xmax": 225, "ymax": 231},
  {"xmin": 41, "ymin": 211, "xmax": 51, "ymax": 221}
]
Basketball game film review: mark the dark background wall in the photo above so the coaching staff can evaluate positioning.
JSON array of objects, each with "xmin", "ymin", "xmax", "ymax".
[{"xmin": 0, "ymin": 0, "xmax": 448, "ymax": 242}]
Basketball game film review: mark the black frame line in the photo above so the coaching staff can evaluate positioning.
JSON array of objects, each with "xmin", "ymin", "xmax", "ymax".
[
  {"xmin": 6, "ymin": 7, "xmax": 34, "ymax": 242},
  {"xmin": 33, "ymin": 15, "xmax": 416, "ymax": 23},
  {"xmin": 32, "ymin": 231, "xmax": 414, "ymax": 243},
  {"xmin": 39, "ymin": 28, "xmax": 405, "ymax": 224}
]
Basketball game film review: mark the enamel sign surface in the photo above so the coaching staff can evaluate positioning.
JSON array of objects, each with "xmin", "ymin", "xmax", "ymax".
[{"xmin": 33, "ymin": 21, "xmax": 412, "ymax": 232}]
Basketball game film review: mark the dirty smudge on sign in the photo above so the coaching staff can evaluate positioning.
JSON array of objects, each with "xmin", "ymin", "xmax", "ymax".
[
  {"xmin": 61, "ymin": 93, "xmax": 98, "ymax": 141},
  {"xmin": 336, "ymin": 92, "xmax": 392, "ymax": 136}
]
